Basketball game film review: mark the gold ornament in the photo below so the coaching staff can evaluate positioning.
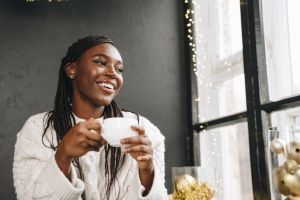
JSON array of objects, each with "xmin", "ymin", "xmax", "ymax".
[
  {"xmin": 273, "ymin": 160, "xmax": 300, "ymax": 196},
  {"xmin": 271, "ymin": 138, "xmax": 286, "ymax": 155},
  {"xmin": 287, "ymin": 141, "xmax": 300, "ymax": 164},
  {"xmin": 286, "ymin": 195, "xmax": 300, "ymax": 200},
  {"xmin": 174, "ymin": 174, "xmax": 196, "ymax": 192},
  {"xmin": 172, "ymin": 174, "xmax": 215, "ymax": 200}
]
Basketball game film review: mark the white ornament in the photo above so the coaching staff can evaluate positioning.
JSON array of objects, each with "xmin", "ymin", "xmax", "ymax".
[{"xmin": 271, "ymin": 138, "xmax": 286, "ymax": 155}]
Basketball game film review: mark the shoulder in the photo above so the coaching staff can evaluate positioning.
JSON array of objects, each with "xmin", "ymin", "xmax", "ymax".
[
  {"xmin": 122, "ymin": 111, "xmax": 165, "ymax": 147},
  {"xmin": 22, "ymin": 112, "xmax": 49, "ymax": 130},
  {"xmin": 17, "ymin": 112, "xmax": 49, "ymax": 140}
]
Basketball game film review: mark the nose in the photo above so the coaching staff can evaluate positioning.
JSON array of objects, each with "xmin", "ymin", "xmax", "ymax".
[{"xmin": 105, "ymin": 64, "xmax": 118, "ymax": 78}]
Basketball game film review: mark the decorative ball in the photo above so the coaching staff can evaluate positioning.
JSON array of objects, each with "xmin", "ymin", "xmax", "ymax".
[
  {"xmin": 271, "ymin": 138, "xmax": 286, "ymax": 154},
  {"xmin": 172, "ymin": 174, "xmax": 215, "ymax": 200},
  {"xmin": 273, "ymin": 160, "xmax": 300, "ymax": 196},
  {"xmin": 286, "ymin": 195, "xmax": 300, "ymax": 200},
  {"xmin": 287, "ymin": 141, "xmax": 300, "ymax": 164},
  {"xmin": 174, "ymin": 174, "xmax": 196, "ymax": 192}
]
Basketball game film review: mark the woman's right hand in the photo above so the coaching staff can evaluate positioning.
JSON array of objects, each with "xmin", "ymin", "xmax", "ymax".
[{"xmin": 55, "ymin": 118, "xmax": 106, "ymax": 179}]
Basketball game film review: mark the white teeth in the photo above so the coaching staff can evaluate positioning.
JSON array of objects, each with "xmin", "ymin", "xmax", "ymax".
[{"xmin": 98, "ymin": 82, "xmax": 115, "ymax": 90}]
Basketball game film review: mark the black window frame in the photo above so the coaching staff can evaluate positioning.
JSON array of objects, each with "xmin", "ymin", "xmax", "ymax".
[{"xmin": 183, "ymin": 0, "xmax": 300, "ymax": 199}]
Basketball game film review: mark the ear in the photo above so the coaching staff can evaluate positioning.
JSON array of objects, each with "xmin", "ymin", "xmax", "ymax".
[{"xmin": 65, "ymin": 62, "xmax": 77, "ymax": 79}]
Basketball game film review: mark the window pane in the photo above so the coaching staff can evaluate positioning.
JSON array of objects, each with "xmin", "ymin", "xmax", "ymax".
[
  {"xmin": 193, "ymin": 0, "xmax": 246, "ymax": 122},
  {"xmin": 271, "ymin": 107, "xmax": 300, "ymax": 128},
  {"xmin": 194, "ymin": 122, "xmax": 253, "ymax": 200},
  {"xmin": 269, "ymin": 107, "xmax": 300, "ymax": 199},
  {"xmin": 262, "ymin": 0, "xmax": 300, "ymax": 101}
]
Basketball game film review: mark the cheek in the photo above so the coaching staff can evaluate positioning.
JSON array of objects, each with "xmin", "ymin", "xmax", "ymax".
[{"xmin": 117, "ymin": 76, "xmax": 124, "ymax": 89}]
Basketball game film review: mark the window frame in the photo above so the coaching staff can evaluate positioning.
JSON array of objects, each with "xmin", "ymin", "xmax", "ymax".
[{"xmin": 183, "ymin": 0, "xmax": 300, "ymax": 199}]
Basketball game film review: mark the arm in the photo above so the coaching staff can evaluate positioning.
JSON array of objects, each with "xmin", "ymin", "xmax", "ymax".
[
  {"xmin": 119, "ymin": 113, "xmax": 168, "ymax": 199},
  {"xmin": 13, "ymin": 115, "xmax": 84, "ymax": 200},
  {"xmin": 141, "ymin": 140, "xmax": 169, "ymax": 199},
  {"xmin": 122, "ymin": 125, "xmax": 155, "ymax": 195}
]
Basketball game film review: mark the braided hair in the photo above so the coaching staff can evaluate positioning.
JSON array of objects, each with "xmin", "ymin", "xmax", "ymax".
[{"xmin": 42, "ymin": 35, "xmax": 126, "ymax": 199}]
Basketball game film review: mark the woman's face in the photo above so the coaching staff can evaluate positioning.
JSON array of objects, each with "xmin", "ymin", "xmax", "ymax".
[{"xmin": 70, "ymin": 43, "xmax": 124, "ymax": 107}]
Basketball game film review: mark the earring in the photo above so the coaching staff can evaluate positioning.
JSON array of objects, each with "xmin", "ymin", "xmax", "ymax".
[{"xmin": 69, "ymin": 74, "xmax": 75, "ymax": 79}]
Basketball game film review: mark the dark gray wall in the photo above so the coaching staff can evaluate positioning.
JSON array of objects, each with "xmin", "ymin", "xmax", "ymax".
[{"xmin": 0, "ymin": 0, "xmax": 189, "ymax": 199}]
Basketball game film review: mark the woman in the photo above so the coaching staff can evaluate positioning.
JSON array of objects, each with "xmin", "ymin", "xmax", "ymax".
[{"xmin": 13, "ymin": 35, "xmax": 168, "ymax": 200}]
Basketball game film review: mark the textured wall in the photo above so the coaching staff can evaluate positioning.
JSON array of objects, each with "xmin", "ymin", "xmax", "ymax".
[{"xmin": 0, "ymin": 0, "xmax": 189, "ymax": 199}]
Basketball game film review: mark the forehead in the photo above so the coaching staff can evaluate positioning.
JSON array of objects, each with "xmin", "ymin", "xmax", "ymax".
[{"xmin": 80, "ymin": 43, "xmax": 123, "ymax": 62}]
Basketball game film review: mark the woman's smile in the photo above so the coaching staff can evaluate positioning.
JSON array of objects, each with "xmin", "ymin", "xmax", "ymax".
[{"xmin": 97, "ymin": 80, "xmax": 116, "ymax": 94}]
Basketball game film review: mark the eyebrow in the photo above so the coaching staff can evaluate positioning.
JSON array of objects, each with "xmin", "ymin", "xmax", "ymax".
[{"xmin": 93, "ymin": 53, "xmax": 123, "ymax": 64}]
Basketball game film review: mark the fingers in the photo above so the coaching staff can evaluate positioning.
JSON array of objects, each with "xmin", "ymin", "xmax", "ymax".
[
  {"xmin": 85, "ymin": 130, "xmax": 102, "ymax": 141},
  {"xmin": 119, "ymin": 125, "xmax": 154, "ymax": 168},
  {"xmin": 121, "ymin": 126, "xmax": 150, "ymax": 146},
  {"xmin": 136, "ymin": 154, "xmax": 153, "ymax": 162},
  {"xmin": 131, "ymin": 125, "xmax": 145, "ymax": 136},
  {"xmin": 79, "ymin": 118, "xmax": 104, "ymax": 142},
  {"xmin": 121, "ymin": 136, "xmax": 151, "ymax": 146},
  {"xmin": 123, "ymin": 145, "xmax": 152, "ymax": 154},
  {"xmin": 123, "ymin": 144, "xmax": 153, "ymax": 163},
  {"xmin": 84, "ymin": 119, "xmax": 105, "ymax": 150},
  {"xmin": 85, "ymin": 129, "xmax": 107, "ymax": 146},
  {"xmin": 85, "ymin": 139, "xmax": 102, "ymax": 151},
  {"xmin": 85, "ymin": 118, "xmax": 101, "ymax": 132}
]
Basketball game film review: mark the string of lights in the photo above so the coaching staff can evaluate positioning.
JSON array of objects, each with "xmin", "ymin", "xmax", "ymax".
[
  {"xmin": 186, "ymin": 0, "xmax": 245, "ymax": 125},
  {"xmin": 184, "ymin": 0, "xmax": 224, "ymax": 195},
  {"xmin": 183, "ymin": 1, "xmax": 253, "ymax": 197}
]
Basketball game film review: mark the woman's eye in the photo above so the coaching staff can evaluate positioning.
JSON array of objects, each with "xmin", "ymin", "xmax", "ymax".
[
  {"xmin": 94, "ymin": 60, "xmax": 106, "ymax": 66},
  {"xmin": 117, "ymin": 68, "xmax": 124, "ymax": 74}
]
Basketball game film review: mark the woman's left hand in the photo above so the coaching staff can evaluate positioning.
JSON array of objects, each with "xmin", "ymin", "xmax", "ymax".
[
  {"xmin": 121, "ymin": 125, "xmax": 154, "ymax": 195},
  {"xmin": 120, "ymin": 125, "xmax": 154, "ymax": 173}
]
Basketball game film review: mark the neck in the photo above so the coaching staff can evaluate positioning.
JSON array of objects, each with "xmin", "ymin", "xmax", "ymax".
[{"xmin": 72, "ymin": 100, "xmax": 105, "ymax": 119}]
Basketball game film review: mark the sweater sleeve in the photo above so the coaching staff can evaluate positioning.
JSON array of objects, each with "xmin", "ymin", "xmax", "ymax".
[
  {"xmin": 138, "ymin": 140, "xmax": 169, "ymax": 200},
  {"xmin": 13, "ymin": 114, "xmax": 85, "ymax": 200}
]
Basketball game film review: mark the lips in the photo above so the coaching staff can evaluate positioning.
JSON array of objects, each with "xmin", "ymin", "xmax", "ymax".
[{"xmin": 96, "ymin": 81, "xmax": 116, "ymax": 93}]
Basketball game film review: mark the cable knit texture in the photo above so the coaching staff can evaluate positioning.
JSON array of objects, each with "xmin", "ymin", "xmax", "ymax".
[{"xmin": 13, "ymin": 111, "xmax": 168, "ymax": 200}]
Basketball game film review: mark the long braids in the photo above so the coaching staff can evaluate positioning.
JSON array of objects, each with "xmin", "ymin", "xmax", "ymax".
[
  {"xmin": 103, "ymin": 101, "xmax": 126, "ymax": 198},
  {"xmin": 42, "ymin": 35, "xmax": 126, "ymax": 200}
]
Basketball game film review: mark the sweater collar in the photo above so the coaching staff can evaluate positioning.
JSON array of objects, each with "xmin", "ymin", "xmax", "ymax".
[{"xmin": 72, "ymin": 112, "xmax": 104, "ymax": 123}]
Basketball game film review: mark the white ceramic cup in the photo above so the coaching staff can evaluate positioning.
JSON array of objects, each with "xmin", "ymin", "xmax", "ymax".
[{"xmin": 101, "ymin": 117, "xmax": 138, "ymax": 147}]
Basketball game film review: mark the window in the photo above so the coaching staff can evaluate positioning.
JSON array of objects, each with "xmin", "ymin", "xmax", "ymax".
[
  {"xmin": 184, "ymin": 0, "xmax": 300, "ymax": 199},
  {"xmin": 187, "ymin": 0, "xmax": 252, "ymax": 199},
  {"xmin": 193, "ymin": 0, "xmax": 246, "ymax": 122},
  {"xmin": 263, "ymin": 0, "xmax": 300, "ymax": 101},
  {"xmin": 195, "ymin": 122, "xmax": 252, "ymax": 199}
]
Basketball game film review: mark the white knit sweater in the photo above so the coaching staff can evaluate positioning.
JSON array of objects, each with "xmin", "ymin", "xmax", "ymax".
[{"xmin": 13, "ymin": 111, "xmax": 168, "ymax": 200}]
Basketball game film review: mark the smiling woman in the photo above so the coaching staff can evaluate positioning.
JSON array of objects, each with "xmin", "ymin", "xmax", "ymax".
[
  {"xmin": 69, "ymin": 42, "xmax": 124, "ymax": 115},
  {"xmin": 12, "ymin": 35, "xmax": 168, "ymax": 200}
]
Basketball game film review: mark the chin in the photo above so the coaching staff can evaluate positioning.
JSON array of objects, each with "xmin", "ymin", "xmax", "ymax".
[{"xmin": 95, "ymin": 98, "xmax": 114, "ymax": 107}]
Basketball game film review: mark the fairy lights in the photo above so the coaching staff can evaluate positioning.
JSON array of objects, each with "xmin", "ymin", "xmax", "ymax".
[
  {"xmin": 185, "ymin": 2, "xmax": 226, "ymax": 197},
  {"xmin": 185, "ymin": 0, "xmax": 241, "ymax": 125}
]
